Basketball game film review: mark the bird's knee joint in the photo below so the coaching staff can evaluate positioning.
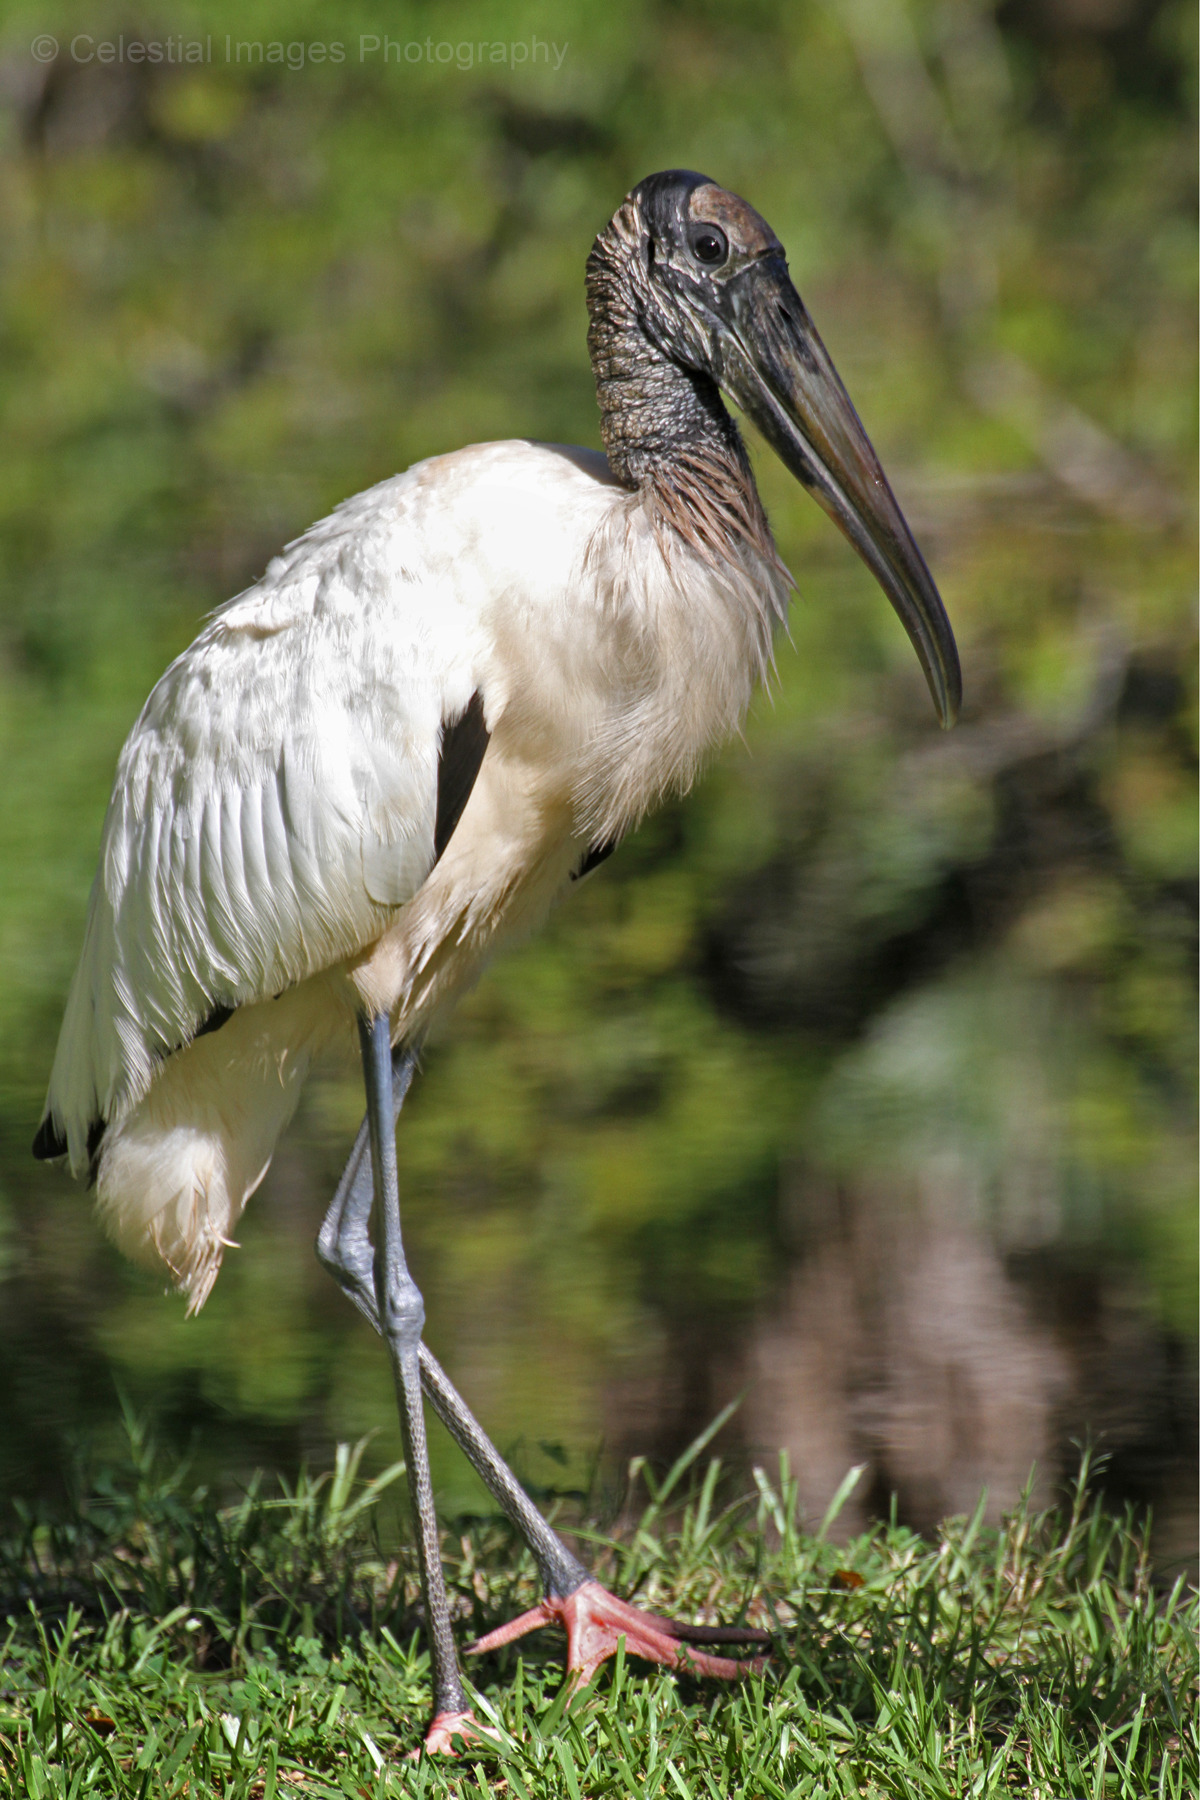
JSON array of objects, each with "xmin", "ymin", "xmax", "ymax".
[
  {"xmin": 380, "ymin": 1278, "xmax": 425, "ymax": 1348},
  {"xmin": 316, "ymin": 1229, "xmax": 358, "ymax": 1280}
]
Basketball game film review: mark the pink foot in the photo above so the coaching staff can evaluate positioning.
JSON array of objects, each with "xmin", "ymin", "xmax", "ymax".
[
  {"xmin": 419, "ymin": 1708, "xmax": 499, "ymax": 1757},
  {"xmin": 465, "ymin": 1577, "xmax": 769, "ymax": 1684}
]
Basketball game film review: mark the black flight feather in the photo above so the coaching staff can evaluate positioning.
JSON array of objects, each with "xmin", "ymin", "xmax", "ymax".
[
  {"xmin": 194, "ymin": 1003, "xmax": 235, "ymax": 1041},
  {"xmin": 434, "ymin": 690, "xmax": 490, "ymax": 864},
  {"xmin": 572, "ymin": 839, "xmax": 617, "ymax": 880},
  {"xmin": 31, "ymin": 1114, "xmax": 67, "ymax": 1160},
  {"xmin": 31, "ymin": 1111, "xmax": 106, "ymax": 1172}
]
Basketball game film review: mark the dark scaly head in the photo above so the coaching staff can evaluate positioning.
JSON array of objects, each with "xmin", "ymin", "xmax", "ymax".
[{"xmin": 587, "ymin": 170, "xmax": 961, "ymax": 726}]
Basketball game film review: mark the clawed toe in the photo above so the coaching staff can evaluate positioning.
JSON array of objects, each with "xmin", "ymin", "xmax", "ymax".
[
  {"xmin": 419, "ymin": 1708, "xmax": 501, "ymax": 1757},
  {"xmin": 466, "ymin": 1577, "xmax": 768, "ymax": 1685}
]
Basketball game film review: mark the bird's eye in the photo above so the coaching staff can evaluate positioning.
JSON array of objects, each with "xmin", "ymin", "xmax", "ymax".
[{"xmin": 690, "ymin": 226, "xmax": 728, "ymax": 268}]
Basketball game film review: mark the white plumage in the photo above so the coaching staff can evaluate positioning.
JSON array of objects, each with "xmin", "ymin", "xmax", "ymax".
[{"xmin": 44, "ymin": 438, "xmax": 788, "ymax": 1308}]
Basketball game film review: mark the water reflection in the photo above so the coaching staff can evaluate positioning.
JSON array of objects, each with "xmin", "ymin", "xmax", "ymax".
[{"xmin": 748, "ymin": 1184, "xmax": 1192, "ymax": 1564}]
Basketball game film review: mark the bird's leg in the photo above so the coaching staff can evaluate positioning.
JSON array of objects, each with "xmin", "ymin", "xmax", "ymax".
[
  {"xmin": 416, "ymin": 1355, "xmax": 767, "ymax": 1682},
  {"xmin": 356, "ymin": 1016, "xmax": 478, "ymax": 1756},
  {"xmin": 318, "ymin": 1048, "xmax": 769, "ymax": 1691},
  {"xmin": 317, "ymin": 1045, "xmax": 589, "ymax": 1599},
  {"xmin": 315, "ymin": 1046, "xmax": 417, "ymax": 1331}
]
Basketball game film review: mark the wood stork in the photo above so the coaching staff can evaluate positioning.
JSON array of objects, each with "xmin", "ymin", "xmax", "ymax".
[{"xmin": 33, "ymin": 171, "xmax": 960, "ymax": 1751}]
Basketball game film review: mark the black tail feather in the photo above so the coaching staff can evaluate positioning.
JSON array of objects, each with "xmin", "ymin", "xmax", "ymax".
[
  {"xmin": 32, "ymin": 1115, "xmax": 68, "ymax": 1160},
  {"xmin": 32, "ymin": 1112, "xmax": 106, "ymax": 1171}
]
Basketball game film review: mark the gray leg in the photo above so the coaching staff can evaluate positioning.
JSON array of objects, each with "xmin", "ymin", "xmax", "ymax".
[
  {"xmin": 317, "ymin": 1043, "xmax": 588, "ymax": 1600},
  {"xmin": 316, "ymin": 1047, "xmax": 417, "ymax": 1329},
  {"xmin": 357, "ymin": 1014, "xmax": 465, "ymax": 1722}
]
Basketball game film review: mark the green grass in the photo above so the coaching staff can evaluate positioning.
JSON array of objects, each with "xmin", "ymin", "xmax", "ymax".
[{"xmin": 1, "ymin": 1416, "xmax": 1195, "ymax": 1798}]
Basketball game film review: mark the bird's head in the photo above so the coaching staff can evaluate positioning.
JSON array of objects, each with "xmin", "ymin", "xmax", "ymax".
[{"xmin": 588, "ymin": 170, "xmax": 961, "ymax": 728}]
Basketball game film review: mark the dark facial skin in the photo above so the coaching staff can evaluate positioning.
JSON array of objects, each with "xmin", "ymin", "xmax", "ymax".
[{"xmin": 615, "ymin": 171, "xmax": 961, "ymax": 725}]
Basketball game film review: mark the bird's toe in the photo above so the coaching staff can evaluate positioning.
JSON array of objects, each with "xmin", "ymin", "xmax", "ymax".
[
  {"xmin": 466, "ymin": 1578, "xmax": 767, "ymax": 1684},
  {"xmin": 417, "ymin": 1708, "xmax": 500, "ymax": 1758}
]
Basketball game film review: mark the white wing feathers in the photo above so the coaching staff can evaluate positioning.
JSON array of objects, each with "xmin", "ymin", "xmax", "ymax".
[{"xmin": 46, "ymin": 470, "xmax": 481, "ymax": 1170}]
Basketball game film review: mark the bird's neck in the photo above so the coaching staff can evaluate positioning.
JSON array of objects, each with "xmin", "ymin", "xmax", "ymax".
[
  {"xmin": 589, "ymin": 304, "xmax": 737, "ymax": 491},
  {"xmin": 586, "ymin": 221, "xmax": 776, "ymax": 570}
]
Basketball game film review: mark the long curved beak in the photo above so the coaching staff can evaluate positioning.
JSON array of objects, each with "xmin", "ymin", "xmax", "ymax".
[{"xmin": 714, "ymin": 254, "xmax": 961, "ymax": 727}]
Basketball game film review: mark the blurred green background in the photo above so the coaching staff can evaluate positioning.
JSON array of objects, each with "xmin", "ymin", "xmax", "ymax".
[{"xmin": 0, "ymin": 0, "xmax": 1194, "ymax": 1562}]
